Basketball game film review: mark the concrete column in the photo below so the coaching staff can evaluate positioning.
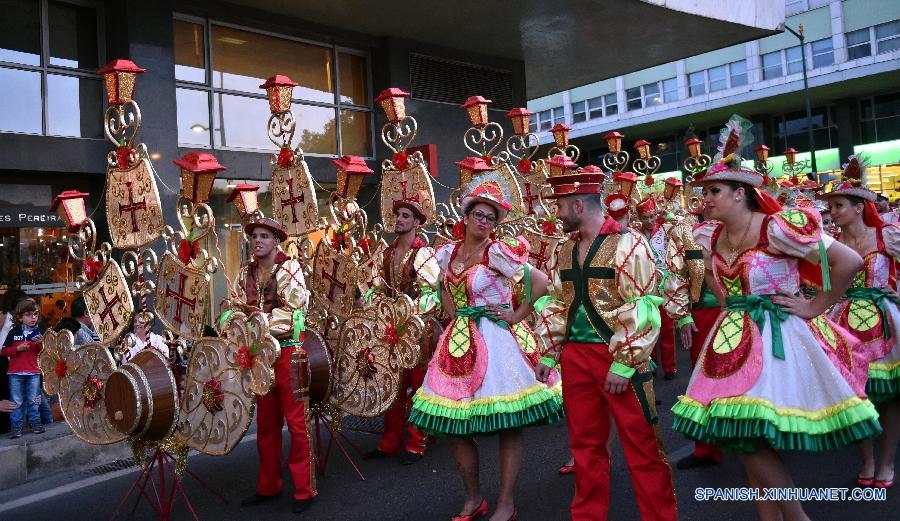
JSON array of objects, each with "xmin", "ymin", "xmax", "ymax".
[
  {"xmin": 615, "ymin": 76, "xmax": 626, "ymax": 115},
  {"xmin": 746, "ymin": 40, "xmax": 762, "ymax": 84},
  {"xmin": 831, "ymin": 1, "xmax": 848, "ymax": 64},
  {"xmin": 675, "ymin": 59, "xmax": 688, "ymax": 101},
  {"xmin": 833, "ymin": 98, "xmax": 859, "ymax": 162},
  {"xmin": 562, "ymin": 90, "xmax": 572, "ymax": 124}
]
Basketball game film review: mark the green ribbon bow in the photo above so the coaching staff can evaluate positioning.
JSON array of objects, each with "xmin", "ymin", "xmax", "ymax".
[
  {"xmin": 625, "ymin": 295, "xmax": 665, "ymax": 331},
  {"xmin": 455, "ymin": 304, "xmax": 510, "ymax": 331},
  {"xmin": 725, "ymin": 294, "xmax": 789, "ymax": 360},
  {"xmin": 217, "ymin": 309, "xmax": 234, "ymax": 330},
  {"xmin": 292, "ymin": 309, "xmax": 306, "ymax": 342},
  {"xmin": 418, "ymin": 285, "xmax": 439, "ymax": 314},
  {"xmin": 845, "ymin": 287, "xmax": 900, "ymax": 341}
]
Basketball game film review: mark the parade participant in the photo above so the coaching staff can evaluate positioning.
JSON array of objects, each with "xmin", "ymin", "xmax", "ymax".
[
  {"xmin": 364, "ymin": 196, "xmax": 440, "ymax": 465},
  {"xmin": 230, "ymin": 215, "xmax": 315, "ymax": 514},
  {"xmin": 877, "ymin": 194, "xmax": 898, "ymax": 224},
  {"xmin": 542, "ymin": 168, "xmax": 677, "ymax": 521},
  {"xmin": 820, "ymin": 205, "xmax": 837, "ymax": 237},
  {"xmin": 409, "ymin": 176, "xmax": 563, "ymax": 521},
  {"xmin": 672, "ymin": 116, "xmax": 881, "ymax": 520},
  {"xmin": 636, "ymin": 196, "xmax": 679, "ymax": 379},
  {"xmin": 823, "ymin": 155, "xmax": 900, "ymax": 489}
]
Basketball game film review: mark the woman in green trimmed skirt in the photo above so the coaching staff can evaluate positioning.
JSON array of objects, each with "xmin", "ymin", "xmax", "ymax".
[{"xmin": 409, "ymin": 179, "xmax": 563, "ymax": 521}]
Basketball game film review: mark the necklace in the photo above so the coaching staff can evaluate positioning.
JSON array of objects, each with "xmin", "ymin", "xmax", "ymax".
[
  {"xmin": 452, "ymin": 239, "xmax": 490, "ymax": 275},
  {"xmin": 721, "ymin": 216, "xmax": 754, "ymax": 265},
  {"xmin": 844, "ymin": 227, "xmax": 873, "ymax": 255},
  {"xmin": 255, "ymin": 264, "xmax": 274, "ymax": 309}
]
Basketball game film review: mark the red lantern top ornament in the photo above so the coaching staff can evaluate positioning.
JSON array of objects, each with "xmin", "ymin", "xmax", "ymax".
[
  {"xmin": 547, "ymin": 154, "xmax": 579, "ymax": 178},
  {"xmin": 784, "ymin": 148, "xmax": 798, "ymax": 165},
  {"xmin": 97, "ymin": 59, "xmax": 146, "ymax": 105},
  {"xmin": 604, "ymin": 131, "xmax": 624, "ymax": 153},
  {"xmin": 174, "ymin": 152, "xmax": 227, "ymax": 203},
  {"xmin": 227, "ymin": 184, "xmax": 260, "ymax": 218},
  {"xmin": 375, "ymin": 88, "xmax": 411, "ymax": 123},
  {"xmin": 551, "ymin": 124, "xmax": 572, "ymax": 148},
  {"xmin": 754, "ymin": 144, "xmax": 770, "ymax": 162},
  {"xmin": 506, "ymin": 108, "xmax": 533, "ymax": 136},
  {"xmin": 259, "ymin": 75, "xmax": 299, "ymax": 114},
  {"xmin": 663, "ymin": 177, "xmax": 684, "ymax": 200},
  {"xmin": 461, "ymin": 96, "xmax": 492, "ymax": 128},
  {"xmin": 50, "ymin": 190, "xmax": 91, "ymax": 232},
  {"xmin": 332, "ymin": 155, "xmax": 374, "ymax": 199},
  {"xmin": 633, "ymin": 139, "xmax": 651, "ymax": 159},
  {"xmin": 455, "ymin": 156, "xmax": 494, "ymax": 185},
  {"xmin": 685, "ymin": 137, "xmax": 703, "ymax": 158}
]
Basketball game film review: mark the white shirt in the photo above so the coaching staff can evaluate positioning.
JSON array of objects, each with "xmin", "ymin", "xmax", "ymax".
[
  {"xmin": 0, "ymin": 312, "xmax": 12, "ymax": 348},
  {"xmin": 120, "ymin": 332, "xmax": 169, "ymax": 362}
]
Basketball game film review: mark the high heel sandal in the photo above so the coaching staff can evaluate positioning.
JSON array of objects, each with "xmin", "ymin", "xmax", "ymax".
[
  {"xmin": 451, "ymin": 499, "xmax": 488, "ymax": 521},
  {"xmin": 857, "ymin": 475, "xmax": 876, "ymax": 487},
  {"xmin": 873, "ymin": 477, "xmax": 895, "ymax": 489}
]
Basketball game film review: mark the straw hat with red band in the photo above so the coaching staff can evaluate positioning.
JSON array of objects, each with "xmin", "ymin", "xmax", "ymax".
[
  {"xmin": 392, "ymin": 199, "xmax": 428, "ymax": 224},
  {"xmin": 461, "ymin": 178, "xmax": 512, "ymax": 221},
  {"xmin": 244, "ymin": 216, "xmax": 288, "ymax": 242},
  {"xmin": 820, "ymin": 154, "xmax": 883, "ymax": 227}
]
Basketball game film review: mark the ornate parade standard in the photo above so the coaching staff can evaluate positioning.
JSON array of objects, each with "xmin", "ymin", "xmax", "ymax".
[{"xmin": 44, "ymin": 60, "xmax": 282, "ymax": 520}]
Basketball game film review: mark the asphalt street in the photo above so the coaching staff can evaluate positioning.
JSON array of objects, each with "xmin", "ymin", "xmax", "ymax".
[{"xmin": 0, "ymin": 347, "xmax": 896, "ymax": 521}]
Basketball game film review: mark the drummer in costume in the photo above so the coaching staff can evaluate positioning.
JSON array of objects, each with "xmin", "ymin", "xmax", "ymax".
[
  {"xmin": 822, "ymin": 155, "xmax": 900, "ymax": 489},
  {"xmin": 230, "ymin": 215, "xmax": 316, "ymax": 514},
  {"xmin": 409, "ymin": 174, "xmax": 563, "ymax": 521},
  {"xmin": 671, "ymin": 116, "xmax": 881, "ymax": 520},
  {"xmin": 542, "ymin": 165, "xmax": 678, "ymax": 521},
  {"xmin": 364, "ymin": 194, "xmax": 441, "ymax": 465}
]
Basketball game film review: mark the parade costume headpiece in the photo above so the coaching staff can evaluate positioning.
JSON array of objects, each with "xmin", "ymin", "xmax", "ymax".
[
  {"xmin": 635, "ymin": 196, "xmax": 658, "ymax": 216},
  {"xmin": 544, "ymin": 155, "xmax": 606, "ymax": 199},
  {"xmin": 461, "ymin": 172, "xmax": 514, "ymax": 221},
  {"xmin": 820, "ymin": 154, "xmax": 883, "ymax": 227},
  {"xmin": 604, "ymin": 193, "xmax": 630, "ymax": 220},
  {"xmin": 244, "ymin": 217, "xmax": 288, "ymax": 242}
]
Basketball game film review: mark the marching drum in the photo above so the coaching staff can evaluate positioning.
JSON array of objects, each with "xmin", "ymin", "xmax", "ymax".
[
  {"xmin": 300, "ymin": 327, "xmax": 333, "ymax": 404},
  {"xmin": 105, "ymin": 349, "xmax": 178, "ymax": 440}
]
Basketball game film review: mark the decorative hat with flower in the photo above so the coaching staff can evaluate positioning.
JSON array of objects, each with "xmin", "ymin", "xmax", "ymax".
[
  {"xmin": 690, "ymin": 114, "xmax": 763, "ymax": 187},
  {"xmin": 460, "ymin": 169, "xmax": 516, "ymax": 221},
  {"xmin": 821, "ymin": 154, "xmax": 877, "ymax": 203}
]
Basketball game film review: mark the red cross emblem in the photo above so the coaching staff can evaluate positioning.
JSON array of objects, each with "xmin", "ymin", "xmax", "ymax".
[
  {"xmin": 522, "ymin": 182, "xmax": 541, "ymax": 215},
  {"xmin": 97, "ymin": 285, "xmax": 123, "ymax": 330},
  {"xmin": 322, "ymin": 258, "xmax": 347, "ymax": 301},
  {"xmin": 399, "ymin": 178, "xmax": 420, "ymax": 204},
  {"xmin": 529, "ymin": 240, "xmax": 552, "ymax": 271},
  {"xmin": 165, "ymin": 272, "xmax": 197, "ymax": 324},
  {"xmin": 119, "ymin": 181, "xmax": 147, "ymax": 233},
  {"xmin": 280, "ymin": 176, "xmax": 305, "ymax": 224}
]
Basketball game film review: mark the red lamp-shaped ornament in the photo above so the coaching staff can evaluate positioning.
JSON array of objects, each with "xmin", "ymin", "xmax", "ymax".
[
  {"xmin": 784, "ymin": 148, "xmax": 798, "ymax": 166},
  {"xmin": 375, "ymin": 88, "xmax": 411, "ymax": 124},
  {"xmin": 97, "ymin": 59, "xmax": 146, "ymax": 106},
  {"xmin": 548, "ymin": 154, "xmax": 578, "ymax": 178},
  {"xmin": 551, "ymin": 123, "xmax": 571, "ymax": 148},
  {"xmin": 634, "ymin": 140, "xmax": 651, "ymax": 160},
  {"xmin": 663, "ymin": 177, "xmax": 683, "ymax": 201},
  {"xmin": 604, "ymin": 131, "xmax": 624, "ymax": 153},
  {"xmin": 685, "ymin": 138, "xmax": 703, "ymax": 158},
  {"xmin": 506, "ymin": 108, "xmax": 533, "ymax": 136},
  {"xmin": 754, "ymin": 144, "xmax": 770, "ymax": 162},
  {"xmin": 455, "ymin": 156, "xmax": 494, "ymax": 185},
  {"xmin": 578, "ymin": 165, "xmax": 607, "ymax": 183},
  {"xmin": 227, "ymin": 184, "xmax": 260, "ymax": 218},
  {"xmin": 614, "ymin": 172, "xmax": 638, "ymax": 197},
  {"xmin": 461, "ymin": 96, "xmax": 492, "ymax": 128},
  {"xmin": 259, "ymin": 75, "xmax": 299, "ymax": 114},
  {"xmin": 50, "ymin": 191, "xmax": 90, "ymax": 232},
  {"xmin": 332, "ymin": 155, "xmax": 374, "ymax": 199},
  {"xmin": 174, "ymin": 152, "xmax": 226, "ymax": 204}
]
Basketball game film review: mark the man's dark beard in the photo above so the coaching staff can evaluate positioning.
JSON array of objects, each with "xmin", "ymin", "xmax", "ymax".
[{"xmin": 560, "ymin": 215, "xmax": 580, "ymax": 233}]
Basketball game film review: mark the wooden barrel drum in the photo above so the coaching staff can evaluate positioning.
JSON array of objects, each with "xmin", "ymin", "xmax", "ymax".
[
  {"xmin": 301, "ymin": 327, "xmax": 333, "ymax": 404},
  {"xmin": 419, "ymin": 317, "xmax": 443, "ymax": 367},
  {"xmin": 105, "ymin": 349, "xmax": 178, "ymax": 440}
]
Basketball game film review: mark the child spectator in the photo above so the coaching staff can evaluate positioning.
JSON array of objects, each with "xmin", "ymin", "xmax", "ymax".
[{"xmin": 2, "ymin": 298, "xmax": 45, "ymax": 438}]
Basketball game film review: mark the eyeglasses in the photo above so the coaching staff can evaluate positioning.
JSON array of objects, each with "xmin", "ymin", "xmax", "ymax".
[{"xmin": 469, "ymin": 210, "xmax": 497, "ymax": 225}]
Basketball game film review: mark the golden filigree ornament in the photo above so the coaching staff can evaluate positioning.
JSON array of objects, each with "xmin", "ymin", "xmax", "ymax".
[
  {"xmin": 602, "ymin": 131, "xmax": 630, "ymax": 173},
  {"xmin": 309, "ymin": 238, "xmax": 359, "ymax": 319},
  {"xmin": 330, "ymin": 295, "xmax": 424, "ymax": 417},
  {"xmin": 501, "ymin": 108, "xmax": 552, "ymax": 219},
  {"xmin": 153, "ymin": 253, "xmax": 210, "ymax": 340},
  {"xmin": 519, "ymin": 217, "xmax": 566, "ymax": 273},
  {"xmin": 82, "ymin": 260, "xmax": 135, "ymax": 344}
]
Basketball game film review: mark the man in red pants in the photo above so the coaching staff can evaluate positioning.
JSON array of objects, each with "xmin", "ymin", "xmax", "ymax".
[
  {"xmin": 543, "ymin": 168, "xmax": 677, "ymax": 521},
  {"xmin": 363, "ymin": 198, "xmax": 440, "ymax": 464},
  {"xmin": 636, "ymin": 196, "xmax": 678, "ymax": 379},
  {"xmin": 231, "ymin": 215, "xmax": 316, "ymax": 514}
]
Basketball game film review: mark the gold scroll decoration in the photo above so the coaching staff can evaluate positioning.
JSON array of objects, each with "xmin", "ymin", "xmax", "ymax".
[
  {"xmin": 272, "ymin": 161, "xmax": 320, "ymax": 237},
  {"xmin": 154, "ymin": 252, "xmax": 210, "ymax": 340},
  {"xmin": 83, "ymin": 260, "xmax": 134, "ymax": 344},
  {"xmin": 106, "ymin": 158, "xmax": 165, "ymax": 249},
  {"xmin": 380, "ymin": 161, "xmax": 436, "ymax": 230}
]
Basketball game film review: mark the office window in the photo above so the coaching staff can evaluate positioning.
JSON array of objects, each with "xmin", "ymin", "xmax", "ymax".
[
  {"xmin": 174, "ymin": 18, "xmax": 373, "ymax": 155},
  {"xmin": 0, "ymin": 0, "xmax": 104, "ymax": 137},
  {"xmin": 587, "ymin": 96, "xmax": 603, "ymax": 119},
  {"xmin": 662, "ymin": 78, "xmax": 678, "ymax": 103},
  {"xmin": 729, "ymin": 60, "xmax": 748, "ymax": 87},
  {"xmin": 625, "ymin": 87, "xmax": 641, "ymax": 111},
  {"xmin": 688, "ymin": 71, "xmax": 706, "ymax": 97},
  {"xmin": 528, "ymin": 117, "xmax": 537, "ymax": 134},
  {"xmin": 811, "ymin": 38, "xmax": 834, "ymax": 68},
  {"xmin": 643, "ymin": 82, "xmax": 661, "ymax": 107},
  {"xmin": 762, "ymin": 51, "xmax": 783, "ymax": 80},
  {"xmin": 571, "ymin": 100, "xmax": 586, "ymax": 123},
  {"xmin": 708, "ymin": 65, "xmax": 727, "ymax": 92},
  {"xmin": 553, "ymin": 107, "xmax": 565, "ymax": 125},
  {"xmin": 786, "ymin": 46, "xmax": 803, "ymax": 75},
  {"xmin": 875, "ymin": 20, "xmax": 900, "ymax": 54},
  {"xmin": 535, "ymin": 107, "xmax": 563, "ymax": 131},
  {"xmin": 774, "ymin": 107, "xmax": 835, "ymax": 154},
  {"xmin": 604, "ymin": 93, "xmax": 618, "ymax": 116},
  {"xmin": 860, "ymin": 92, "xmax": 900, "ymax": 144},
  {"xmin": 846, "ymin": 28, "xmax": 872, "ymax": 60}
]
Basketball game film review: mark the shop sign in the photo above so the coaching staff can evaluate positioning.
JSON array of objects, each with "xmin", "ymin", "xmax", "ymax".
[{"xmin": 0, "ymin": 205, "xmax": 65, "ymax": 227}]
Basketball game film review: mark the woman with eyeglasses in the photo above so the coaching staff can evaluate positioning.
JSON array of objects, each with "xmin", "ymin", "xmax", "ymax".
[{"xmin": 409, "ymin": 177, "xmax": 563, "ymax": 521}]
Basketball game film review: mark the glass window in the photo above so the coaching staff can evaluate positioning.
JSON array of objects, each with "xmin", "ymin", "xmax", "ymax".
[
  {"xmin": 552, "ymin": 106, "xmax": 565, "ymax": 125},
  {"xmin": 176, "ymin": 88, "xmax": 211, "ymax": 146},
  {"xmin": 48, "ymin": 0, "xmax": 99, "ymax": 70},
  {"xmin": 212, "ymin": 94, "xmax": 271, "ymax": 150},
  {"xmin": 587, "ymin": 97, "xmax": 603, "ymax": 119},
  {"xmin": 0, "ymin": 67, "xmax": 42, "ymax": 134},
  {"xmin": 662, "ymin": 78, "xmax": 678, "ymax": 103},
  {"xmin": 47, "ymin": 74, "xmax": 102, "ymax": 138},
  {"xmin": 708, "ymin": 65, "xmax": 727, "ymax": 92},
  {"xmin": 174, "ymin": 20, "xmax": 206, "ymax": 83},
  {"xmin": 730, "ymin": 60, "xmax": 748, "ymax": 87},
  {"xmin": 811, "ymin": 38, "xmax": 834, "ymax": 68},
  {"xmin": 538, "ymin": 110, "xmax": 551, "ymax": 131},
  {"xmin": 604, "ymin": 93, "xmax": 617, "ymax": 116},
  {"xmin": 874, "ymin": 92, "xmax": 900, "ymax": 119},
  {"xmin": 846, "ymin": 28, "xmax": 871, "ymax": 60},
  {"xmin": 626, "ymin": 87, "xmax": 642, "ymax": 111},
  {"xmin": 762, "ymin": 51, "xmax": 783, "ymax": 80},
  {"xmin": 339, "ymin": 52, "xmax": 368, "ymax": 106},
  {"xmin": 571, "ymin": 100, "xmax": 586, "ymax": 123},
  {"xmin": 875, "ymin": 20, "xmax": 900, "ymax": 54},
  {"xmin": 0, "ymin": 0, "xmax": 41, "ymax": 66},
  {"xmin": 211, "ymin": 25, "xmax": 334, "ymax": 103},
  {"xmin": 642, "ymin": 82, "xmax": 661, "ymax": 107},
  {"xmin": 340, "ymin": 109, "xmax": 371, "ymax": 156},
  {"xmin": 295, "ymin": 103, "xmax": 337, "ymax": 155},
  {"xmin": 528, "ymin": 118, "xmax": 537, "ymax": 133},
  {"xmin": 785, "ymin": 46, "xmax": 802, "ymax": 75},
  {"xmin": 688, "ymin": 71, "xmax": 705, "ymax": 97}
]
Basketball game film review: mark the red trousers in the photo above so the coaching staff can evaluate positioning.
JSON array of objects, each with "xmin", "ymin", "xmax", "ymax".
[
  {"xmin": 378, "ymin": 367, "xmax": 427, "ymax": 455},
  {"xmin": 653, "ymin": 314, "xmax": 677, "ymax": 374},
  {"xmin": 255, "ymin": 346, "xmax": 316, "ymax": 500},
  {"xmin": 562, "ymin": 342, "xmax": 677, "ymax": 521},
  {"xmin": 689, "ymin": 307, "xmax": 723, "ymax": 463}
]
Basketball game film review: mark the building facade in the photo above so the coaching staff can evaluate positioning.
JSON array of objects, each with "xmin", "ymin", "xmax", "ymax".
[{"xmin": 528, "ymin": 0, "xmax": 900, "ymax": 190}]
